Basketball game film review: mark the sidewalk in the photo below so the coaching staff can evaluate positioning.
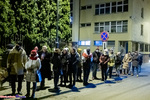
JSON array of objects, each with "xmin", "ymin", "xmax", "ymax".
[{"xmin": 0, "ymin": 63, "xmax": 150, "ymax": 100}]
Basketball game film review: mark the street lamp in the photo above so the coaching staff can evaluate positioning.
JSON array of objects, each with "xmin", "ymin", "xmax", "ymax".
[{"xmin": 56, "ymin": 0, "xmax": 59, "ymax": 48}]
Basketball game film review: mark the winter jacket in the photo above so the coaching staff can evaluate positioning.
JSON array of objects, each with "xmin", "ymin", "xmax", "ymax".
[
  {"xmin": 61, "ymin": 53, "xmax": 69, "ymax": 71},
  {"xmin": 108, "ymin": 54, "xmax": 115, "ymax": 67},
  {"xmin": 92, "ymin": 51, "xmax": 101, "ymax": 63},
  {"xmin": 115, "ymin": 55, "xmax": 122, "ymax": 65},
  {"xmin": 39, "ymin": 51, "xmax": 51, "ymax": 79},
  {"xmin": 99, "ymin": 55, "xmax": 110, "ymax": 68},
  {"xmin": 52, "ymin": 53, "xmax": 62, "ymax": 72},
  {"xmin": 122, "ymin": 54, "xmax": 132, "ymax": 69},
  {"xmin": 69, "ymin": 53, "xmax": 80, "ymax": 68},
  {"xmin": 7, "ymin": 46, "xmax": 27, "ymax": 75},
  {"xmin": 132, "ymin": 55, "xmax": 139, "ymax": 67},
  {"xmin": 25, "ymin": 58, "xmax": 41, "ymax": 82}
]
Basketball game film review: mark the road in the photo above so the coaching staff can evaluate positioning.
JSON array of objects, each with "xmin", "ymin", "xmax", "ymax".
[{"xmin": 0, "ymin": 63, "xmax": 150, "ymax": 100}]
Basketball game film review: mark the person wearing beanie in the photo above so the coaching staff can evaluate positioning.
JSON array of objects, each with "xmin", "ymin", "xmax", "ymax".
[
  {"xmin": 51, "ymin": 48, "xmax": 62, "ymax": 90},
  {"xmin": 7, "ymin": 42, "xmax": 27, "ymax": 95},
  {"xmin": 25, "ymin": 50, "xmax": 41, "ymax": 98}
]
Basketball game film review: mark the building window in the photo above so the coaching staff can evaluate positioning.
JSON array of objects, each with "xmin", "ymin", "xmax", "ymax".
[
  {"xmin": 95, "ymin": 0, "xmax": 128, "ymax": 15},
  {"xmin": 80, "ymin": 23, "xmax": 91, "ymax": 27},
  {"xmin": 141, "ymin": 8, "xmax": 144, "ymax": 18},
  {"xmin": 95, "ymin": 20, "xmax": 128, "ymax": 33},
  {"xmin": 108, "ymin": 41, "xmax": 115, "ymax": 46},
  {"xmin": 141, "ymin": 24, "xmax": 143, "ymax": 35},
  {"xmin": 79, "ymin": 41, "xmax": 91, "ymax": 46},
  {"xmin": 94, "ymin": 40, "xmax": 103, "ymax": 46},
  {"xmin": 145, "ymin": 44, "xmax": 148, "ymax": 52},
  {"xmin": 81, "ymin": 5, "xmax": 92, "ymax": 10},
  {"xmin": 140, "ymin": 43, "xmax": 144, "ymax": 52}
]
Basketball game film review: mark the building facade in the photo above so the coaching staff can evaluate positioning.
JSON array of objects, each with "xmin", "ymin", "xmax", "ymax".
[{"xmin": 71, "ymin": 0, "xmax": 150, "ymax": 62}]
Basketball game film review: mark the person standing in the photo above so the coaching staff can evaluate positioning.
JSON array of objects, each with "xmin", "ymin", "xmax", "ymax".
[
  {"xmin": 25, "ymin": 50, "xmax": 41, "ymax": 98},
  {"xmin": 99, "ymin": 50, "xmax": 110, "ymax": 81},
  {"xmin": 122, "ymin": 53, "xmax": 132, "ymax": 75},
  {"xmin": 127, "ymin": 51, "xmax": 132, "ymax": 75},
  {"xmin": 115, "ymin": 52, "xmax": 122, "ymax": 76},
  {"xmin": 59, "ymin": 48, "xmax": 69, "ymax": 87},
  {"xmin": 7, "ymin": 42, "xmax": 27, "ymax": 95},
  {"xmin": 51, "ymin": 49, "xmax": 61, "ymax": 90},
  {"xmin": 132, "ymin": 51, "xmax": 139, "ymax": 77},
  {"xmin": 77, "ymin": 48, "xmax": 83, "ymax": 82},
  {"xmin": 92, "ymin": 47, "xmax": 101, "ymax": 80},
  {"xmin": 39, "ymin": 46, "xmax": 51, "ymax": 89},
  {"xmin": 68, "ymin": 47, "xmax": 79, "ymax": 88},
  {"xmin": 138, "ymin": 53, "xmax": 143, "ymax": 73},
  {"xmin": 108, "ymin": 50, "xmax": 115, "ymax": 78},
  {"xmin": 82, "ymin": 48, "xmax": 92, "ymax": 86}
]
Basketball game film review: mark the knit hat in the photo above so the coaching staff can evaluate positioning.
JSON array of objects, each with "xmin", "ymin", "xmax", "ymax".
[{"xmin": 31, "ymin": 50, "xmax": 37, "ymax": 56}]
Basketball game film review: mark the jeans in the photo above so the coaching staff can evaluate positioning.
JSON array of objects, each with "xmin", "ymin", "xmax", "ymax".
[
  {"xmin": 83, "ymin": 63, "xmax": 90, "ymax": 85},
  {"xmin": 115, "ymin": 65, "xmax": 120, "ymax": 76},
  {"xmin": 10, "ymin": 74, "xmax": 24, "ymax": 94},
  {"xmin": 26, "ymin": 82, "xmax": 37, "ymax": 97},
  {"xmin": 54, "ymin": 71, "xmax": 60, "ymax": 89},
  {"xmin": 101, "ymin": 67, "xmax": 108, "ymax": 81},
  {"xmin": 60, "ymin": 70, "xmax": 67, "ymax": 85},
  {"xmin": 132, "ymin": 66, "xmax": 139, "ymax": 76},
  {"xmin": 69, "ymin": 66, "xmax": 78, "ymax": 86},
  {"xmin": 108, "ymin": 67, "xmax": 113, "ymax": 78},
  {"xmin": 138, "ymin": 65, "xmax": 141, "ymax": 73},
  {"xmin": 92, "ymin": 63, "xmax": 98, "ymax": 78}
]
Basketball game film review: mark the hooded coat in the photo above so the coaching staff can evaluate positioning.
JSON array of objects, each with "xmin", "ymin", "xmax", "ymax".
[{"xmin": 25, "ymin": 58, "xmax": 41, "ymax": 82}]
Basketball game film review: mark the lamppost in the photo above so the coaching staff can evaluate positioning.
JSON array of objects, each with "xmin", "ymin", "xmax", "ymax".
[{"xmin": 56, "ymin": 0, "xmax": 59, "ymax": 48}]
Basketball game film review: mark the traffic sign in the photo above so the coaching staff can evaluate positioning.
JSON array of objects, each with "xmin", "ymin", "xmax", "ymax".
[{"xmin": 100, "ymin": 31, "xmax": 109, "ymax": 42}]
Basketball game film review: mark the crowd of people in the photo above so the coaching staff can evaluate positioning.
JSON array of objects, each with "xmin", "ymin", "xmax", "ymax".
[{"xmin": 0, "ymin": 42, "xmax": 143, "ymax": 98}]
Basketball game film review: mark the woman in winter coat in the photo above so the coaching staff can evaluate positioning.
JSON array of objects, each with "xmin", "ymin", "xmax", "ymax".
[
  {"xmin": 132, "ymin": 51, "xmax": 139, "ymax": 77},
  {"xmin": 39, "ymin": 46, "xmax": 51, "ymax": 89},
  {"xmin": 59, "ymin": 48, "xmax": 69, "ymax": 87},
  {"xmin": 25, "ymin": 50, "xmax": 41, "ymax": 98},
  {"xmin": 122, "ymin": 53, "xmax": 132, "ymax": 75}
]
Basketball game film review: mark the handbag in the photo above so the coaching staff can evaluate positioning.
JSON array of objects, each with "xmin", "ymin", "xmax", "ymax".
[{"xmin": 36, "ymin": 70, "xmax": 42, "ymax": 82}]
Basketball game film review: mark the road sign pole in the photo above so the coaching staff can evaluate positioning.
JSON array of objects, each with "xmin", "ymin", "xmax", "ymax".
[{"xmin": 103, "ymin": 41, "xmax": 107, "ymax": 50}]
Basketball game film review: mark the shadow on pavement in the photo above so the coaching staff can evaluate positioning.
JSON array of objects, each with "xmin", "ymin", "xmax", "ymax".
[
  {"xmin": 138, "ymin": 75, "xmax": 149, "ymax": 77},
  {"xmin": 0, "ymin": 86, "xmax": 10, "ymax": 91}
]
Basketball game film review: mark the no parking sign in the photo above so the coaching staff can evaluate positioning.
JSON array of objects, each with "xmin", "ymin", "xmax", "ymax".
[
  {"xmin": 100, "ymin": 31, "xmax": 109, "ymax": 50},
  {"xmin": 100, "ymin": 31, "xmax": 109, "ymax": 42}
]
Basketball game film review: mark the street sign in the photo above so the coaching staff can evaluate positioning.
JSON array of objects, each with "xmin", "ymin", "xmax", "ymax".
[{"xmin": 100, "ymin": 31, "xmax": 109, "ymax": 42}]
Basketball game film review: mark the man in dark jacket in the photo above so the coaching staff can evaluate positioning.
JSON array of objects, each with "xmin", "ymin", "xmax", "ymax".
[
  {"xmin": 68, "ymin": 47, "xmax": 79, "ymax": 88},
  {"xmin": 39, "ymin": 46, "xmax": 51, "ymax": 89},
  {"xmin": 51, "ymin": 48, "xmax": 61, "ymax": 90},
  {"xmin": 82, "ymin": 48, "xmax": 92, "ymax": 86},
  {"xmin": 92, "ymin": 47, "xmax": 101, "ymax": 80},
  {"xmin": 138, "ymin": 53, "xmax": 143, "ymax": 73}
]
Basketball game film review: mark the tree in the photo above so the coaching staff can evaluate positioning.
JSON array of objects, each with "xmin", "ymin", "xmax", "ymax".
[{"xmin": 0, "ymin": 0, "xmax": 17, "ymax": 48}]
